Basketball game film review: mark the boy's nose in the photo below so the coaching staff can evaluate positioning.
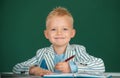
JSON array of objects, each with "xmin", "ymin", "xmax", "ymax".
[{"xmin": 57, "ymin": 30, "xmax": 62, "ymax": 35}]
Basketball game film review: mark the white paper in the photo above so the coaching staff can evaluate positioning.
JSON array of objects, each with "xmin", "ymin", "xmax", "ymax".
[
  {"xmin": 44, "ymin": 73, "xmax": 111, "ymax": 78},
  {"xmin": 44, "ymin": 73, "xmax": 73, "ymax": 77}
]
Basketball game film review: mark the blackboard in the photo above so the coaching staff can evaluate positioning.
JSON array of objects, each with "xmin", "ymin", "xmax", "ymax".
[{"xmin": 0, "ymin": 0, "xmax": 120, "ymax": 72}]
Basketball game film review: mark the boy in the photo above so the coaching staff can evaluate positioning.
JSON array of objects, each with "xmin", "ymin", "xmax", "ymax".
[{"xmin": 13, "ymin": 7, "xmax": 105, "ymax": 76}]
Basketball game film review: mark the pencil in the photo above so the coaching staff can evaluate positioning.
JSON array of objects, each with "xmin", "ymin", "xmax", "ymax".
[{"xmin": 64, "ymin": 55, "xmax": 75, "ymax": 62}]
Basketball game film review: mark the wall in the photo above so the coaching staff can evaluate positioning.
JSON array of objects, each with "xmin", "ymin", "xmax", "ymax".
[{"xmin": 0, "ymin": 0, "xmax": 120, "ymax": 72}]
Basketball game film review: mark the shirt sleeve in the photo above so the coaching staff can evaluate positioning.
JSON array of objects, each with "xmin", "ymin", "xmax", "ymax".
[
  {"xmin": 12, "ymin": 48, "xmax": 46, "ymax": 74},
  {"xmin": 12, "ymin": 56, "xmax": 38, "ymax": 74},
  {"xmin": 69, "ymin": 61, "xmax": 78, "ymax": 73},
  {"xmin": 74, "ymin": 45, "xmax": 105, "ymax": 73}
]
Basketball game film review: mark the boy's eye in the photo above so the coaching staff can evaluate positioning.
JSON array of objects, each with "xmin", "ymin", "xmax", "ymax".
[
  {"xmin": 63, "ymin": 28, "xmax": 68, "ymax": 30},
  {"xmin": 51, "ymin": 29, "xmax": 56, "ymax": 31}
]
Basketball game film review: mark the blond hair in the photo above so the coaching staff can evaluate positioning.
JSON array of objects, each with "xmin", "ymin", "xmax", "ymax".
[{"xmin": 46, "ymin": 7, "xmax": 74, "ymax": 27}]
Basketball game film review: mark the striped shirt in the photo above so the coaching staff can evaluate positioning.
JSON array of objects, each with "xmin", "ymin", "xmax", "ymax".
[{"xmin": 13, "ymin": 44, "xmax": 105, "ymax": 74}]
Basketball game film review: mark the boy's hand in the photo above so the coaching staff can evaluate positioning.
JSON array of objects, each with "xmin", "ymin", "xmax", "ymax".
[
  {"xmin": 55, "ymin": 62, "xmax": 71, "ymax": 73},
  {"xmin": 29, "ymin": 66, "xmax": 52, "ymax": 76}
]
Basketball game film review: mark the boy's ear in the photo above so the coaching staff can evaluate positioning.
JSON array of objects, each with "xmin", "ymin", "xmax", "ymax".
[
  {"xmin": 71, "ymin": 29, "xmax": 76, "ymax": 38},
  {"xmin": 44, "ymin": 30, "xmax": 49, "ymax": 39}
]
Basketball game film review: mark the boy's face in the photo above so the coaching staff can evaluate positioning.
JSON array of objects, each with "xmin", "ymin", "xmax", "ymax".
[{"xmin": 44, "ymin": 16, "xmax": 75, "ymax": 47}]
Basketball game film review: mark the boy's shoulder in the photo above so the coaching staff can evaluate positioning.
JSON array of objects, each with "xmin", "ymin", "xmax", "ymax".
[
  {"xmin": 36, "ymin": 46, "xmax": 54, "ymax": 54},
  {"xmin": 70, "ymin": 44, "xmax": 86, "ymax": 49},
  {"xmin": 37, "ymin": 46, "xmax": 50, "ymax": 51}
]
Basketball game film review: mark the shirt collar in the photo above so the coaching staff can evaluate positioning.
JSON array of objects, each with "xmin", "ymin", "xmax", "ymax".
[{"xmin": 47, "ymin": 43, "xmax": 71, "ymax": 54}]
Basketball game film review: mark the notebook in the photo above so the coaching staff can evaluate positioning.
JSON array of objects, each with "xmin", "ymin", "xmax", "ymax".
[{"xmin": 43, "ymin": 73, "xmax": 112, "ymax": 78}]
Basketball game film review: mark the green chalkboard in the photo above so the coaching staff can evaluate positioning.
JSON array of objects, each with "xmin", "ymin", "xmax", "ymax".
[{"xmin": 0, "ymin": 0, "xmax": 120, "ymax": 72}]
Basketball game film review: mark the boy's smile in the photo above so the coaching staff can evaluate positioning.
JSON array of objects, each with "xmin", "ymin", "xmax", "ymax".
[
  {"xmin": 54, "ymin": 37, "xmax": 64, "ymax": 39},
  {"xmin": 45, "ymin": 16, "xmax": 75, "ymax": 47}
]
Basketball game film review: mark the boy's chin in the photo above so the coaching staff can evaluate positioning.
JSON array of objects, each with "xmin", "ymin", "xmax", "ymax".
[{"xmin": 52, "ymin": 43, "xmax": 68, "ymax": 47}]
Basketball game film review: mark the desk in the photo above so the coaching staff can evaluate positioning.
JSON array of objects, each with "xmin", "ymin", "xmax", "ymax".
[{"xmin": 1, "ymin": 72, "xmax": 120, "ymax": 78}]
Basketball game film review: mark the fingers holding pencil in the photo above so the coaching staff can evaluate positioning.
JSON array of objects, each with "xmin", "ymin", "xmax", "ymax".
[
  {"xmin": 55, "ymin": 55, "xmax": 75, "ymax": 73},
  {"xmin": 55, "ymin": 62, "xmax": 71, "ymax": 73}
]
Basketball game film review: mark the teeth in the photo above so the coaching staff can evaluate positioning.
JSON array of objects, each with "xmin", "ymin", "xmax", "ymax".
[{"xmin": 55, "ymin": 38, "xmax": 64, "ymax": 39}]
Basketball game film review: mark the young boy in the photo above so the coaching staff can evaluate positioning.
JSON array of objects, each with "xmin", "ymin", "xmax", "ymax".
[{"xmin": 13, "ymin": 7, "xmax": 105, "ymax": 76}]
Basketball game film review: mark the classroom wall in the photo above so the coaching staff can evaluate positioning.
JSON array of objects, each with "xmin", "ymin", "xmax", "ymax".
[{"xmin": 0, "ymin": 0, "xmax": 120, "ymax": 72}]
